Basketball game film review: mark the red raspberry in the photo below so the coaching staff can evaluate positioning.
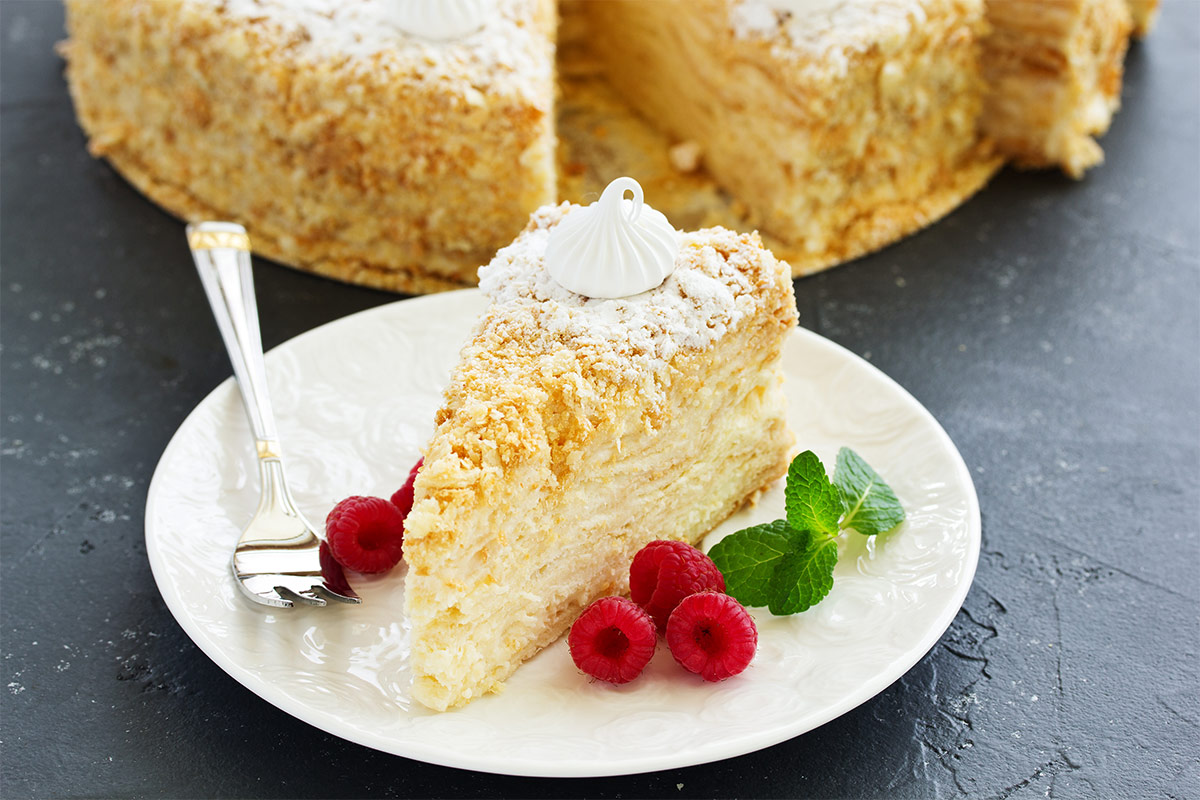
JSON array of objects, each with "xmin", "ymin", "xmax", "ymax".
[
  {"xmin": 666, "ymin": 591, "xmax": 757, "ymax": 681},
  {"xmin": 568, "ymin": 597, "xmax": 657, "ymax": 684},
  {"xmin": 325, "ymin": 496, "xmax": 405, "ymax": 574},
  {"xmin": 630, "ymin": 540, "xmax": 726, "ymax": 630},
  {"xmin": 389, "ymin": 457, "xmax": 424, "ymax": 517}
]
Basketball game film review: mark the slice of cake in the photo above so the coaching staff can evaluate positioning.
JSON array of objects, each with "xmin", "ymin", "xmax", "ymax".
[
  {"xmin": 402, "ymin": 179, "xmax": 797, "ymax": 711},
  {"xmin": 580, "ymin": 0, "xmax": 1001, "ymax": 273},
  {"xmin": 980, "ymin": 0, "xmax": 1134, "ymax": 177},
  {"xmin": 61, "ymin": 0, "xmax": 556, "ymax": 293}
]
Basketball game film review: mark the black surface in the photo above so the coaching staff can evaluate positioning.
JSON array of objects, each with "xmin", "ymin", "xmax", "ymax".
[{"xmin": 2, "ymin": 2, "xmax": 1197, "ymax": 797}]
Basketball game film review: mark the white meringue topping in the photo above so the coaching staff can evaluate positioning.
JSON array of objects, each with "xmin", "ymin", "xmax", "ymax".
[
  {"xmin": 392, "ymin": 0, "xmax": 492, "ymax": 41},
  {"xmin": 544, "ymin": 177, "xmax": 681, "ymax": 299}
]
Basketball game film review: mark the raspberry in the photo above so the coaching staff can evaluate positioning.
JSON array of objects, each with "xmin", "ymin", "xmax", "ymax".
[
  {"xmin": 389, "ymin": 457, "xmax": 424, "ymax": 517},
  {"xmin": 325, "ymin": 496, "xmax": 405, "ymax": 574},
  {"xmin": 630, "ymin": 540, "xmax": 726, "ymax": 630},
  {"xmin": 568, "ymin": 596, "xmax": 657, "ymax": 684},
  {"xmin": 666, "ymin": 591, "xmax": 757, "ymax": 681}
]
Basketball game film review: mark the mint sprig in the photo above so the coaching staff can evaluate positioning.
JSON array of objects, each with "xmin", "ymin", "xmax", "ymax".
[{"xmin": 709, "ymin": 448, "xmax": 905, "ymax": 615}]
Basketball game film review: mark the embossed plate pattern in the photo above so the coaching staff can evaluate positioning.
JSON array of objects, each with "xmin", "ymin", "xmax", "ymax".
[{"xmin": 145, "ymin": 290, "xmax": 980, "ymax": 777}]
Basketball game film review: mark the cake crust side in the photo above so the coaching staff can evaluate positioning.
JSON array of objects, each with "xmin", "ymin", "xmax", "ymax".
[
  {"xmin": 68, "ymin": 142, "xmax": 480, "ymax": 294},
  {"xmin": 783, "ymin": 145, "xmax": 1001, "ymax": 277}
]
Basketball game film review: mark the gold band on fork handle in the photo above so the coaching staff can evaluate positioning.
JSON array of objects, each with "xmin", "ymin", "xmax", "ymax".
[
  {"xmin": 255, "ymin": 439, "xmax": 282, "ymax": 460},
  {"xmin": 187, "ymin": 228, "xmax": 251, "ymax": 252}
]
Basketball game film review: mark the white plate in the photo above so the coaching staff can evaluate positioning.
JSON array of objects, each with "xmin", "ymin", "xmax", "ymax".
[{"xmin": 146, "ymin": 290, "xmax": 980, "ymax": 778}]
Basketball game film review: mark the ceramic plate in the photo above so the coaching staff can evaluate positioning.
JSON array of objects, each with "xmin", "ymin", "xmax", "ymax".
[{"xmin": 145, "ymin": 290, "xmax": 980, "ymax": 777}]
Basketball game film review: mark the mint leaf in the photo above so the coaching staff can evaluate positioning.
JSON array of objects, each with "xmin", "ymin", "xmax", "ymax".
[
  {"xmin": 708, "ymin": 447, "xmax": 905, "ymax": 617},
  {"xmin": 783, "ymin": 450, "xmax": 845, "ymax": 537},
  {"xmin": 834, "ymin": 447, "xmax": 906, "ymax": 536},
  {"xmin": 709, "ymin": 522, "xmax": 838, "ymax": 615},
  {"xmin": 708, "ymin": 519, "xmax": 799, "ymax": 609},
  {"xmin": 766, "ymin": 531, "xmax": 838, "ymax": 615}
]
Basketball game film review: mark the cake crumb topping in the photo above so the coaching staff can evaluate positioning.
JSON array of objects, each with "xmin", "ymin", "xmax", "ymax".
[
  {"xmin": 209, "ymin": 0, "xmax": 550, "ymax": 96},
  {"xmin": 478, "ymin": 203, "xmax": 779, "ymax": 365},
  {"xmin": 730, "ymin": 0, "xmax": 937, "ymax": 76}
]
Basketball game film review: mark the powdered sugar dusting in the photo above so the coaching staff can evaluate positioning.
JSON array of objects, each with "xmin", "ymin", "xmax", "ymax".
[
  {"xmin": 207, "ymin": 0, "xmax": 549, "ymax": 97},
  {"xmin": 478, "ymin": 204, "xmax": 762, "ymax": 366},
  {"xmin": 730, "ymin": 0, "xmax": 931, "ymax": 76}
]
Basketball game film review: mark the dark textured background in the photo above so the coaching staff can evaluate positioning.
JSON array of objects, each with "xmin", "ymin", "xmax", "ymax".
[{"xmin": 2, "ymin": 2, "xmax": 1197, "ymax": 797}]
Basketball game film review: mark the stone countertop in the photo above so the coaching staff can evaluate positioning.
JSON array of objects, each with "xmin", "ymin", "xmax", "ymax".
[{"xmin": 2, "ymin": 2, "xmax": 1196, "ymax": 797}]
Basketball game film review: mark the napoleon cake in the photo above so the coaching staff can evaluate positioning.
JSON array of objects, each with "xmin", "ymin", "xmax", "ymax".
[
  {"xmin": 62, "ymin": 0, "xmax": 1152, "ymax": 291},
  {"xmin": 402, "ymin": 178, "xmax": 797, "ymax": 710}
]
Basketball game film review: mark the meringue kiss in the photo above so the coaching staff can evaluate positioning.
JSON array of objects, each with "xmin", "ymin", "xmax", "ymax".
[
  {"xmin": 392, "ymin": 0, "xmax": 491, "ymax": 41},
  {"xmin": 545, "ymin": 177, "xmax": 681, "ymax": 299}
]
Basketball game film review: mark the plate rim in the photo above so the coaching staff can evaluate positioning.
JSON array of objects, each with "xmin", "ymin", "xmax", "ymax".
[{"xmin": 145, "ymin": 289, "xmax": 981, "ymax": 777}]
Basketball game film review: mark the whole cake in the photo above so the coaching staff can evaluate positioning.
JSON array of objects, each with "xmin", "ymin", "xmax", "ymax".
[
  {"xmin": 402, "ymin": 179, "xmax": 797, "ymax": 710},
  {"xmin": 62, "ymin": 0, "xmax": 1153, "ymax": 291}
]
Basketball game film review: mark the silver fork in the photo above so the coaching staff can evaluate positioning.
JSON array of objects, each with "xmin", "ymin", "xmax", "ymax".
[{"xmin": 188, "ymin": 221, "xmax": 360, "ymax": 608}]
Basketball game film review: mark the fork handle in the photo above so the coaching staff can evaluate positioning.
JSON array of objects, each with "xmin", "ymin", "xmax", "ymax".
[{"xmin": 188, "ymin": 222, "xmax": 279, "ymax": 453}]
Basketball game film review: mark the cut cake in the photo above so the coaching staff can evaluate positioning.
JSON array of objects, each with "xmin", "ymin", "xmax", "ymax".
[{"xmin": 61, "ymin": 0, "xmax": 1153, "ymax": 291}]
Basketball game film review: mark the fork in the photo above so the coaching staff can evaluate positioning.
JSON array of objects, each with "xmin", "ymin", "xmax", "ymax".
[{"xmin": 188, "ymin": 221, "xmax": 360, "ymax": 608}]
